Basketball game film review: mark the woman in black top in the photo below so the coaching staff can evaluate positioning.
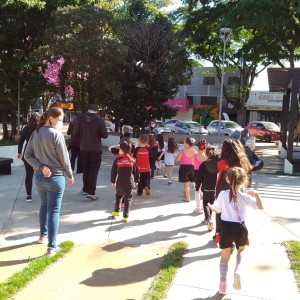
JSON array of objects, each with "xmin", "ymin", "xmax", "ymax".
[{"xmin": 17, "ymin": 113, "xmax": 40, "ymax": 202}]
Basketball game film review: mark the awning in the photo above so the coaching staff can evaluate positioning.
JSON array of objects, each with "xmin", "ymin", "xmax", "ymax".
[{"xmin": 246, "ymin": 91, "xmax": 283, "ymax": 111}]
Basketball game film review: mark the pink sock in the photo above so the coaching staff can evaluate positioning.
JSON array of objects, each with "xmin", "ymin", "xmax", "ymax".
[{"xmin": 235, "ymin": 251, "xmax": 243, "ymax": 274}]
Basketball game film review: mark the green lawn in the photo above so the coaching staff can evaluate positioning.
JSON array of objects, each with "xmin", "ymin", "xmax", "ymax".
[
  {"xmin": 0, "ymin": 241, "xmax": 74, "ymax": 300},
  {"xmin": 143, "ymin": 241, "xmax": 188, "ymax": 300},
  {"xmin": 284, "ymin": 241, "xmax": 300, "ymax": 292}
]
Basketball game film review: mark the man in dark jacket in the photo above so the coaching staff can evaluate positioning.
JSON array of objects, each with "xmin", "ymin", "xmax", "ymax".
[{"xmin": 73, "ymin": 104, "xmax": 108, "ymax": 200}]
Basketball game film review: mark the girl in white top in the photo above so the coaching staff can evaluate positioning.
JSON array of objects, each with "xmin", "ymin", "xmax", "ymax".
[
  {"xmin": 158, "ymin": 137, "xmax": 178, "ymax": 185},
  {"xmin": 209, "ymin": 167, "xmax": 263, "ymax": 295}
]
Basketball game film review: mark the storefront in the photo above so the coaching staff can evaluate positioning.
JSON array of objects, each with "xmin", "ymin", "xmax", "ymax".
[{"xmin": 246, "ymin": 91, "xmax": 283, "ymax": 125}]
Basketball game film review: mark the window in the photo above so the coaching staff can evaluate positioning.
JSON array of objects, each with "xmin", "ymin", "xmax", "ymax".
[
  {"xmin": 201, "ymin": 96, "xmax": 217, "ymax": 105},
  {"xmin": 187, "ymin": 96, "xmax": 193, "ymax": 106},
  {"xmin": 203, "ymin": 77, "xmax": 215, "ymax": 85},
  {"xmin": 228, "ymin": 77, "xmax": 240, "ymax": 85}
]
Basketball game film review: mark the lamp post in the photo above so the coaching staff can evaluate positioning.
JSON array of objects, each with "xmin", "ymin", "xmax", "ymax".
[
  {"xmin": 217, "ymin": 27, "xmax": 232, "ymax": 144},
  {"xmin": 14, "ymin": 49, "xmax": 24, "ymax": 136}
]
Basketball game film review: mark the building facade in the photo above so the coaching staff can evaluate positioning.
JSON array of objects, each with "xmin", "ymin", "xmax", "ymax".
[{"xmin": 168, "ymin": 67, "xmax": 240, "ymax": 126}]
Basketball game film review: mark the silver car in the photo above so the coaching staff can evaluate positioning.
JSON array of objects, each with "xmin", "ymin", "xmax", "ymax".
[
  {"xmin": 173, "ymin": 121, "xmax": 208, "ymax": 135},
  {"xmin": 207, "ymin": 120, "xmax": 243, "ymax": 136}
]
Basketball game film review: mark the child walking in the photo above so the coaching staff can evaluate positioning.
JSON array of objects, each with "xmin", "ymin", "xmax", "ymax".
[
  {"xmin": 158, "ymin": 137, "xmax": 178, "ymax": 185},
  {"xmin": 176, "ymin": 137, "xmax": 197, "ymax": 202},
  {"xmin": 156, "ymin": 134, "xmax": 165, "ymax": 174},
  {"xmin": 133, "ymin": 134, "xmax": 151, "ymax": 196},
  {"xmin": 193, "ymin": 139, "xmax": 208, "ymax": 213},
  {"xmin": 195, "ymin": 146, "xmax": 218, "ymax": 231},
  {"xmin": 149, "ymin": 135, "xmax": 158, "ymax": 178},
  {"xmin": 111, "ymin": 141, "xmax": 139, "ymax": 222},
  {"xmin": 209, "ymin": 167, "xmax": 263, "ymax": 295}
]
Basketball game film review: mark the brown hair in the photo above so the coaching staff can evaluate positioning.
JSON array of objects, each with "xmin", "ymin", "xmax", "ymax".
[
  {"xmin": 156, "ymin": 133, "xmax": 164, "ymax": 150},
  {"xmin": 149, "ymin": 135, "xmax": 156, "ymax": 147},
  {"xmin": 37, "ymin": 107, "xmax": 63, "ymax": 132},
  {"xmin": 120, "ymin": 141, "xmax": 131, "ymax": 154},
  {"xmin": 167, "ymin": 137, "xmax": 177, "ymax": 153},
  {"xmin": 139, "ymin": 134, "xmax": 149, "ymax": 144},
  {"xmin": 28, "ymin": 113, "xmax": 40, "ymax": 128},
  {"xmin": 184, "ymin": 137, "xmax": 195, "ymax": 147},
  {"xmin": 221, "ymin": 139, "xmax": 251, "ymax": 172},
  {"xmin": 206, "ymin": 146, "xmax": 217, "ymax": 159},
  {"xmin": 226, "ymin": 167, "xmax": 248, "ymax": 202}
]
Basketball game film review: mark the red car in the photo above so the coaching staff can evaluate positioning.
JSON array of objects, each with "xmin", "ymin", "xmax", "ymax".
[{"xmin": 245, "ymin": 121, "xmax": 280, "ymax": 142}]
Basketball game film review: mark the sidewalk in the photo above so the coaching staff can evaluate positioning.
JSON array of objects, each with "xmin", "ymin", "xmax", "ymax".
[{"xmin": 0, "ymin": 147, "xmax": 299, "ymax": 300}]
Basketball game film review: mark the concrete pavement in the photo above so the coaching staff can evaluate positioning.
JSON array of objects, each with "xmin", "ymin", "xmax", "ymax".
[{"xmin": 0, "ymin": 146, "xmax": 299, "ymax": 300}]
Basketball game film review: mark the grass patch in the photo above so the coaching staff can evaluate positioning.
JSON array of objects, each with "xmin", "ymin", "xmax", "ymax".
[
  {"xmin": 283, "ymin": 241, "xmax": 300, "ymax": 292},
  {"xmin": 0, "ymin": 241, "xmax": 74, "ymax": 300},
  {"xmin": 143, "ymin": 241, "xmax": 188, "ymax": 300},
  {"xmin": 276, "ymin": 171, "xmax": 300, "ymax": 176}
]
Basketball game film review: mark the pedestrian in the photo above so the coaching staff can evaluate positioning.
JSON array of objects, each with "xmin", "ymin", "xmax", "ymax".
[
  {"xmin": 111, "ymin": 141, "xmax": 139, "ymax": 222},
  {"xmin": 73, "ymin": 104, "xmax": 108, "ymax": 200},
  {"xmin": 156, "ymin": 134, "xmax": 165, "ymax": 174},
  {"xmin": 67, "ymin": 114, "xmax": 83, "ymax": 174},
  {"xmin": 150, "ymin": 120, "xmax": 159, "ymax": 136},
  {"xmin": 24, "ymin": 107, "xmax": 74, "ymax": 257},
  {"xmin": 133, "ymin": 134, "xmax": 151, "ymax": 196},
  {"xmin": 209, "ymin": 167, "xmax": 263, "ymax": 295},
  {"xmin": 17, "ymin": 113, "xmax": 40, "ymax": 202},
  {"xmin": 159, "ymin": 137, "xmax": 178, "ymax": 185},
  {"xmin": 195, "ymin": 146, "xmax": 218, "ymax": 231},
  {"xmin": 149, "ymin": 134, "xmax": 158, "ymax": 178},
  {"xmin": 206, "ymin": 139, "xmax": 252, "ymax": 242},
  {"xmin": 193, "ymin": 139, "xmax": 207, "ymax": 213},
  {"xmin": 176, "ymin": 137, "xmax": 197, "ymax": 202},
  {"xmin": 229, "ymin": 129, "xmax": 250, "ymax": 146}
]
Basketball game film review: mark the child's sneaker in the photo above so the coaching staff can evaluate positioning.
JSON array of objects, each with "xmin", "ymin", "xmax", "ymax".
[
  {"xmin": 46, "ymin": 246, "xmax": 61, "ymax": 257},
  {"xmin": 218, "ymin": 281, "xmax": 227, "ymax": 295},
  {"xmin": 233, "ymin": 273, "xmax": 241, "ymax": 290},
  {"xmin": 112, "ymin": 211, "xmax": 119, "ymax": 217},
  {"xmin": 144, "ymin": 187, "xmax": 150, "ymax": 196},
  {"xmin": 194, "ymin": 208, "xmax": 202, "ymax": 214},
  {"xmin": 25, "ymin": 195, "xmax": 32, "ymax": 202},
  {"xmin": 38, "ymin": 236, "xmax": 47, "ymax": 244},
  {"xmin": 164, "ymin": 174, "xmax": 167, "ymax": 178},
  {"xmin": 168, "ymin": 181, "xmax": 172, "ymax": 185},
  {"xmin": 122, "ymin": 217, "xmax": 128, "ymax": 222},
  {"xmin": 80, "ymin": 189, "xmax": 88, "ymax": 196},
  {"xmin": 207, "ymin": 220, "xmax": 214, "ymax": 231},
  {"xmin": 86, "ymin": 194, "xmax": 99, "ymax": 201}
]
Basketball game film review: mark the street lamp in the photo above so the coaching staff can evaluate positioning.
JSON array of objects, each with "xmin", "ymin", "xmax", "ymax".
[
  {"xmin": 14, "ymin": 49, "xmax": 24, "ymax": 136},
  {"xmin": 217, "ymin": 27, "xmax": 232, "ymax": 144}
]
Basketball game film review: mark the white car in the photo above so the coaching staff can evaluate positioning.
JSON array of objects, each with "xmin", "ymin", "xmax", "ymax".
[
  {"xmin": 173, "ymin": 121, "xmax": 208, "ymax": 135},
  {"xmin": 106, "ymin": 121, "xmax": 115, "ymax": 132},
  {"xmin": 206, "ymin": 120, "xmax": 243, "ymax": 136},
  {"xmin": 164, "ymin": 119, "xmax": 180, "ymax": 132}
]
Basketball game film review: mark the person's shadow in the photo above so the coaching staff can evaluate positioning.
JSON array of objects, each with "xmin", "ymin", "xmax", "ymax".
[{"xmin": 193, "ymin": 292, "xmax": 232, "ymax": 300}]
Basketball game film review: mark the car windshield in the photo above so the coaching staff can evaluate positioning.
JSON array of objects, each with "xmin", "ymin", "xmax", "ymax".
[
  {"xmin": 264, "ymin": 123, "xmax": 280, "ymax": 130},
  {"xmin": 224, "ymin": 121, "xmax": 239, "ymax": 129},
  {"xmin": 186, "ymin": 122, "xmax": 200, "ymax": 129}
]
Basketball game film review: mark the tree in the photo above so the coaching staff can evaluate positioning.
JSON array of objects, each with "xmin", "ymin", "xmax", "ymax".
[
  {"xmin": 182, "ymin": 0, "xmax": 273, "ymax": 125},
  {"xmin": 111, "ymin": 0, "xmax": 193, "ymax": 133}
]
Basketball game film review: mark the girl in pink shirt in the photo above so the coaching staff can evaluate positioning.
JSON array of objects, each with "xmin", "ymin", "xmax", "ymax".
[{"xmin": 176, "ymin": 137, "xmax": 197, "ymax": 202}]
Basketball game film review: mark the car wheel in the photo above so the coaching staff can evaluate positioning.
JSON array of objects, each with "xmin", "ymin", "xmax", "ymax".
[
  {"xmin": 265, "ymin": 135, "xmax": 271, "ymax": 143},
  {"xmin": 225, "ymin": 133, "xmax": 229, "ymax": 136}
]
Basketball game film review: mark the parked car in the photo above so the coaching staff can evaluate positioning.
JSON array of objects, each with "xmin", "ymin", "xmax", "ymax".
[
  {"xmin": 207, "ymin": 120, "xmax": 243, "ymax": 136},
  {"xmin": 173, "ymin": 120, "xmax": 208, "ymax": 135},
  {"xmin": 164, "ymin": 119, "xmax": 180, "ymax": 131},
  {"xmin": 106, "ymin": 122, "xmax": 133, "ymax": 133},
  {"xmin": 245, "ymin": 121, "xmax": 280, "ymax": 142},
  {"xmin": 145, "ymin": 120, "xmax": 171, "ymax": 134}
]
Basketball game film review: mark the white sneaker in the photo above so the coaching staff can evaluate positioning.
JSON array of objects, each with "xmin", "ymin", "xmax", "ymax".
[
  {"xmin": 233, "ymin": 273, "xmax": 241, "ymax": 290},
  {"xmin": 194, "ymin": 208, "xmax": 202, "ymax": 214}
]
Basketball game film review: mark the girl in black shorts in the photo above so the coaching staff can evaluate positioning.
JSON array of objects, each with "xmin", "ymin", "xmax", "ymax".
[
  {"xmin": 176, "ymin": 137, "xmax": 196, "ymax": 202},
  {"xmin": 209, "ymin": 167, "xmax": 263, "ymax": 295}
]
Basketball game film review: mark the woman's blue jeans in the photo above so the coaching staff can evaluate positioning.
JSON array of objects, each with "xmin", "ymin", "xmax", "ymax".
[{"xmin": 35, "ymin": 174, "xmax": 65, "ymax": 249}]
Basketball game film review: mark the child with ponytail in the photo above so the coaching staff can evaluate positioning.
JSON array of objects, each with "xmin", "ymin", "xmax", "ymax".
[{"xmin": 209, "ymin": 167, "xmax": 263, "ymax": 295}]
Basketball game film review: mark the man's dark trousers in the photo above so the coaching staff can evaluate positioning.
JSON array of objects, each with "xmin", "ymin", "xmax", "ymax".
[{"xmin": 81, "ymin": 151, "xmax": 102, "ymax": 195}]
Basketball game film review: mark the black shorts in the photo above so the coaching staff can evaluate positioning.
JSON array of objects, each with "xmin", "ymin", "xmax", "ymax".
[
  {"xmin": 219, "ymin": 220, "xmax": 248, "ymax": 250},
  {"xmin": 179, "ymin": 165, "xmax": 194, "ymax": 183}
]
